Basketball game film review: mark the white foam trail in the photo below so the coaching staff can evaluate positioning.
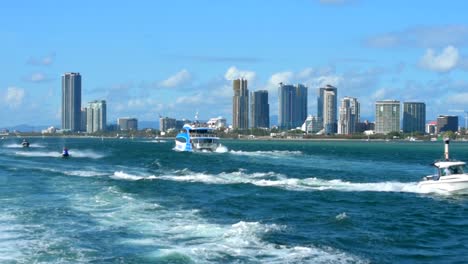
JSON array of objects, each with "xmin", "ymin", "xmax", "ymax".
[
  {"xmin": 15, "ymin": 151, "xmax": 61, "ymax": 158},
  {"xmin": 111, "ymin": 171, "xmax": 157, "ymax": 181},
  {"xmin": 214, "ymin": 144, "xmax": 228, "ymax": 153},
  {"xmin": 68, "ymin": 187, "xmax": 365, "ymax": 263},
  {"xmin": 66, "ymin": 149, "xmax": 106, "ymax": 159},
  {"xmin": 65, "ymin": 170, "xmax": 109, "ymax": 177},
  {"xmin": 15, "ymin": 149, "xmax": 105, "ymax": 159},
  {"xmin": 150, "ymin": 170, "xmax": 428, "ymax": 194},
  {"xmin": 229, "ymin": 150, "xmax": 303, "ymax": 157},
  {"xmin": 4, "ymin": 143, "xmax": 45, "ymax": 148}
]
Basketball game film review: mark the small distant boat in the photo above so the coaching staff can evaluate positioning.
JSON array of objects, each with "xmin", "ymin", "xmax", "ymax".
[
  {"xmin": 418, "ymin": 139, "xmax": 468, "ymax": 193},
  {"xmin": 22, "ymin": 139, "xmax": 30, "ymax": 148},
  {"xmin": 175, "ymin": 124, "xmax": 220, "ymax": 152}
]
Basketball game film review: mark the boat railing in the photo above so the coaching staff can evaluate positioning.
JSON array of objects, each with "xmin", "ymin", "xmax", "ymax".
[{"xmin": 189, "ymin": 133, "xmax": 218, "ymax": 138}]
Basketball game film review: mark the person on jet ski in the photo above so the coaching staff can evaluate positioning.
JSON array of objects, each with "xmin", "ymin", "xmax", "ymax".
[
  {"xmin": 22, "ymin": 139, "xmax": 30, "ymax": 147},
  {"xmin": 62, "ymin": 147, "xmax": 69, "ymax": 157}
]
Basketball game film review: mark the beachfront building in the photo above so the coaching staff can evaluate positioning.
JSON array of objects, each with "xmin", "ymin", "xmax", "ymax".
[
  {"xmin": 375, "ymin": 100, "xmax": 400, "ymax": 134},
  {"xmin": 338, "ymin": 97, "xmax": 360, "ymax": 135},
  {"xmin": 160, "ymin": 117, "xmax": 176, "ymax": 132},
  {"xmin": 301, "ymin": 115, "xmax": 323, "ymax": 134},
  {"xmin": 278, "ymin": 83, "xmax": 307, "ymax": 130},
  {"xmin": 86, "ymin": 100, "xmax": 107, "ymax": 133},
  {"xmin": 207, "ymin": 116, "xmax": 227, "ymax": 129},
  {"xmin": 62, "ymin": 72, "xmax": 82, "ymax": 132},
  {"xmin": 232, "ymin": 79, "xmax": 249, "ymax": 130},
  {"xmin": 118, "ymin": 117, "xmax": 138, "ymax": 131},
  {"xmin": 437, "ymin": 115, "xmax": 458, "ymax": 133},
  {"xmin": 250, "ymin": 90, "xmax": 269, "ymax": 128},
  {"xmin": 318, "ymin": 85, "xmax": 338, "ymax": 134},
  {"xmin": 403, "ymin": 102, "xmax": 426, "ymax": 134}
]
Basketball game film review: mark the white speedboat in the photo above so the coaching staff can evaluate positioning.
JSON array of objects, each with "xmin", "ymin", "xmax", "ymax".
[
  {"xmin": 418, "ymin": 139, "xmax": 468, "ymax": 193},
  {"xmin": 174, "ymin": 123, "xmax": 220, "ymax": 152}
]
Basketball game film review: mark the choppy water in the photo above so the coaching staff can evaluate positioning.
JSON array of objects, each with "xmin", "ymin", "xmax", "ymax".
[{"xmin": 0, "ymin": 138, "xmax": 467, "ymax": 263}]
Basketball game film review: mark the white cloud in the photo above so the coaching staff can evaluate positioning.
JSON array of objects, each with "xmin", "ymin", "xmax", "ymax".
[
  {"xmin": 447, "ymin": 92, "xmax": 468, "ymax": 104},
  {"xmin": 160, "ymin": 69, "xmax": 192, "ymax": 88},
  {"xmin": 310, "ymin": 75, "xmax": 343, "ymax": 89},
  {"xmin": 4, "ymin": 87, "xmax": 25, "ymax": 108},
  {"xmin": 371, "ymin": 88, "xmax": 387, "ymax": 100},
  {"xmin": 24, "ymin": 72, "xmax": 51, "ymax": 82},
  {"xmin": 224, "ymin": 66, "xmax": 256, "ymax": 82},
  {"xmin": 27, "ymin": 53, "xmax": 55, "ymax": 66},
  {"xmin": 366, "ymin": 25, "xmax": 468, "ymax": 48},
  {"xmin": 268, "ymin": 71, "xmax": 294, "ymax": 86},
  {"xmin": 175, "ymin": 94, "xmax": 205, "ymax": 104},
  {"xmin": 419, "ymin": 45, "xmax": 459, "ymax": 72}
]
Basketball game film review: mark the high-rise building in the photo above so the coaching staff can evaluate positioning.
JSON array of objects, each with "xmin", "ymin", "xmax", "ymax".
[
  {"xmin": 278, "ymin": 83, "xmax": 307, "ymax": 130},
  {"xmin": 403, "ymin": 102, "xmax": 426, "ymax": 134},
  {"xmin": 61, "ymin": 72, "xmax": 82, "ymax": 132},
  {"xmin": 250, "ymin": 90, "xmax": 269, "ymax": 128},
  {"xmin": 323, "ymin": 89, "xmax": 338, "ymax": 134},
  {"xmin": 160, "ymin": 117, "xmax": 176, "ymax": 132},
  {"xmin": 86, "ymin": 100, "xmax": 107, "ymax": 133},
  {"xmin": 318, "ymin": 85, "xmax": 338, "ymax": 134},
  {"xmin": 232, "ymin": 79, "xmax": 249, "ymax": 129},
  {"xmin": 375, "ymin": 100, "xmax": 400, "ymax": 134},
  {"xmin": 437, "ymin": 115, "xmax": 458, "ymax": 133},
  {"xmin": 426, "ymin": 121, "xmax": 437, "ymax": 135},
  {"xmin": 80, "ymin": 108, "xmax": 87, "ymax": 132},
  {"xmin": 338, "ymin": 97, "xmax": 360, "ymax": 135},
  {"xmin": 118, "ymin": 117, "xmax": 138, "ymax": 131},
  {"xmin": 318, "ymin": 85, "xmax": 337, "ymax": 121}
]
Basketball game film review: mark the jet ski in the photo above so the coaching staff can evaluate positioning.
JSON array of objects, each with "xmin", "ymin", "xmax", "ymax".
[
  {"xmin": 62, "ymin": 147, "xmax": 70, "ymax": 158},
  {"xmin": 22, "ymin": 139, "xmax": 30, "ymax": 148}
]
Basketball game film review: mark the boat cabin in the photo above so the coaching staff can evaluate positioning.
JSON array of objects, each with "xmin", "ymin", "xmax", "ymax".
[{"xmin": 435, "ymin": 161, "xmax": 466, "ymax": 176}]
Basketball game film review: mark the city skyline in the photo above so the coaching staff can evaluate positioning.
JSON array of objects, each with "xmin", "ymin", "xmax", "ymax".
[{"xmin": 1, "ymin": 1, "xmax": 468, "ymax": 127}]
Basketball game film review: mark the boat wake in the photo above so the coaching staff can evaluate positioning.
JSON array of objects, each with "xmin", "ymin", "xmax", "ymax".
[
  {"xmin": 4, "ymin": 143, "xmax": 45, "ymax": 148},
  {"xmin": 111, "ymin": 169, "xmax": 429, "ymax": 194},
  {"xmin": 229, "ymin": 150, "xmax": 303, "ymax": 157},
  {"xmin": 14, "ymin": 149, "xmax": 106, "ymax": 159},
  {"xmin": 67, "ymin": 186, "xmax": 366, "ymax": 263}
]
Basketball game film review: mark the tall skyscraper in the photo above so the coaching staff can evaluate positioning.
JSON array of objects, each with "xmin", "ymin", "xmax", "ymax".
[
  {"xmin": 437, "ymin": 115, "xmax": 458, "ymax": 133},
  {"xmin": 86, "ymin": 100, "xmax": 107, "ymax": 133},
  {"xmin": 403, "ymin": 102, "xmax": 426, "ymax": 134},
  {"xmin": 375, "ymin": 100, "xmax": 400, "ymax": 134},
  {"xmin": 318, "ymin": 85, "xmax": 338, "ymax": 134},
  {"xmin": 232, "ymin": 79, "xmax": 249, "ymax": 129},
  {"xmin": 250, "ymin": 90, "xmax": 269, "ymax": 128},
  {"xmin": 338, "ymin": 97, "xmax": 360, "ymax": 135},
  {"xmin": 278, "ymin": 83, "xmax": 307, "ymax": 130},
  {"xmin": 61, "ymin": 72, "xmax": 82, "ymax": 132},
  {"xmin": 80, "ymin": 108, "xmax": 87, "ymax": 132}
]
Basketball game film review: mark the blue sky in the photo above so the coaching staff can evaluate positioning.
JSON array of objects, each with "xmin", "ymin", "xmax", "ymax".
[{"xmin": 1, "ymin": 0, "xmax": 468, "ymax": 127}]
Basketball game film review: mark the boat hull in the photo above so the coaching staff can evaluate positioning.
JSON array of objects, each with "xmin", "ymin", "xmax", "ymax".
[{"xmin": 418, "ymin": 175, "xmax": 468, "ymax": 193}]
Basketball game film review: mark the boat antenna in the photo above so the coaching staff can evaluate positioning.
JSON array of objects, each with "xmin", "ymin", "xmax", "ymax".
[
  {"xmin": 195, "ymin": 111, "xmax": 199, "ymax": 123},
  {"xmin": 444, "ymin": 138, "xmax": 450, "ymax": 161}
]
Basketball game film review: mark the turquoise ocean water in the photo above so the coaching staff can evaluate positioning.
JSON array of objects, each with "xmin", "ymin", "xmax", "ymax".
[{"xmin": 0, "ymin": 138, "xmax": 467, "ymax": 263}]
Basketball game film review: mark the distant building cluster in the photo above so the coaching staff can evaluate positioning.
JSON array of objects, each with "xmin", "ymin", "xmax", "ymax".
[
  {"xmin": 58, "ymin": 72, "xmax": 462, "ymax": 136},
  {"xmin": 61, "ymin": 72, "xmax": 107, "ymax": 133},
  {"xmin": 229, "ymin": 78, "xmax": 461, "ymax": 135}
]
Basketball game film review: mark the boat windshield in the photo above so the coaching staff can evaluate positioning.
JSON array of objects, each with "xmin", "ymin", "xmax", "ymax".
[{"xmin": 441, "ymin": 165, "xmax": 465, "ymax": 176}]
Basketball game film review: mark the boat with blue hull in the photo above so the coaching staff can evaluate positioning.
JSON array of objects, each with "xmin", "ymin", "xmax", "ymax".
[{"xmin": 175, "ymin": 124, "xmax": 220, "ymax": 152}]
